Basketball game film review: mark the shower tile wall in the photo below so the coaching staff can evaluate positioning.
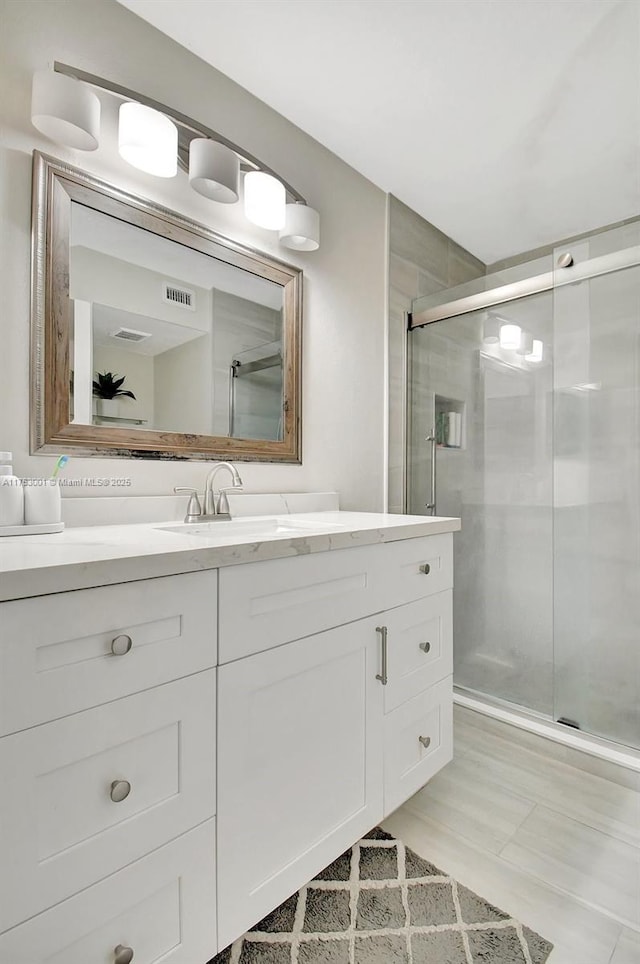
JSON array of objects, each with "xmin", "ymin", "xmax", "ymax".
[{"xmin": 387, "ymin": 196, "xmax": 484, "ymax": 513}]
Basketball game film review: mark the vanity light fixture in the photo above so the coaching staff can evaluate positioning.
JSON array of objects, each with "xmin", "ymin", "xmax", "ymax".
[
  {"xmin": 279, "ymin": 203, "xmax": 320, "ymax": 251},
  {"xmin": 30, "ymin": 63, "xmax": 321, "ymax": 250},
  {"xmin": 118, "ymin": 103, "xmax": 178, "ymax": 178},
  {"xmin": 189, "ymin": 138, "xmax": 240, "ymax": 203},
  {"xmin": 526, "ymin": 339, "xmax": 544, "ymax": 362},
  {"xmin": 244, "ymin": 171, "xmax": 286, "ymax": 230},
  {"xmin": 499, "ymin": 323, "xmax": 522, "ymax": 350},
  {"xmin": 31, "ymin": 68, "xmax": 100, "ymax": 151}
]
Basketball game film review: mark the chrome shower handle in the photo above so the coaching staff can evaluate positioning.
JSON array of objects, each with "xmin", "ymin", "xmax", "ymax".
[{"xmin": 425, "ymin": 434, "xmax": 436, "ymax": 515}]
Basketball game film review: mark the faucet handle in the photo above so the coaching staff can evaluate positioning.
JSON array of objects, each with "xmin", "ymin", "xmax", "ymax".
[
  {"xmin": 217, "ymin": 484, "xmax": 243, "ymax": 516},
  {"xmin": 174, "ymin": 487, "xmax": 202, "ymax": 523}
]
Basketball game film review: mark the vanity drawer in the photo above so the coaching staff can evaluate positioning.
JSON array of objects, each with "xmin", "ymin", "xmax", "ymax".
[
  {"xmin": 374, "ymin": 533, "xmax": 453, "ymax": 606},
  {"xmin": 0, "ymin": 570, "xmax": 217, "ymax": 735},
  {"xmin": 218, "ymin": 534, "xmax": 453, "ymax": 663},
  {"xmin": 0, "ymin": 818, "xmax": 217, "ymax": 963},
  {"xmin": 383, "ymin": 676, "xmax": 453, "ymax": 817},
  {"xmin": 381, "ymin": 592, "xmax": 453, "ymax": 714},
  {"xmin": 218, "ymin": 542, "xmax": 383, "ymax": 662},
  {"xmin": 0, "ymin": 671, "xmax": 216, "ymax": 933}
]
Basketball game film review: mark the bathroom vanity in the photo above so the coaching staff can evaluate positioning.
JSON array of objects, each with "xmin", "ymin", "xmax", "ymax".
[{"xmin": 0, "ymin": 508, "xmax": 459, "ymax": 963}]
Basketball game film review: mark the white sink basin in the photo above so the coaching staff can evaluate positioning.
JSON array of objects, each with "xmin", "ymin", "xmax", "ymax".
[{"xmin": 157, "ymin": 517, "xmax": 346, "ymax": 539}]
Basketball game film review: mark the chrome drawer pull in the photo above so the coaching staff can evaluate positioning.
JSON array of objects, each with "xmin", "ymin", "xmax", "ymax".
[
  {"xmin": 418, "ymin": 735, "xmax": 431, "ymax": 749},
  {"xmin": 114, "ymin": 946, "xmax": 134, "ymax": 964},
  {"xmin": 111, "ymin": 634, "xmax": 132, "ymax": 656},
  {"xmin": 419, "ymin": 641, "xmax": 431, "ymax": 654},
  {"xmin": 419, "ymin": 563, "xmax": 431, "ymax": 575},
  {"xmin": 110, "ymin": 779, "xmax": 132, "ymax": 803},
  {"xmin": 375, "ymin": 626, "xmax": 388, "ymax": 686}
]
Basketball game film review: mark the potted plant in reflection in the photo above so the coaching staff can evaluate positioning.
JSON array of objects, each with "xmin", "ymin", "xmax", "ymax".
[{"xmin": 92, "ymin": 372, "xmax": 136, "ymax": 420}]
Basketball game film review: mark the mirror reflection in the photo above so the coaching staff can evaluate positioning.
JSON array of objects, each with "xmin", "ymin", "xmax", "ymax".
[{"xmin": 68, "ymin": 203, "xmax": 284, "ymax": 441}]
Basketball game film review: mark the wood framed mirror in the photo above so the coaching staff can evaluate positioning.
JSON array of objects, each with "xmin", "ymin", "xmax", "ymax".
[{"xmin": 31, "ymin": 152, "xmax": 302, "ymax": 462}]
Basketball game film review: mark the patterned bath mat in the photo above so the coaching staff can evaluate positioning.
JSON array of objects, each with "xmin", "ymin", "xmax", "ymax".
[{"xmin": 209, "ymin": 827, "xmax": 553, "ymax": 963}]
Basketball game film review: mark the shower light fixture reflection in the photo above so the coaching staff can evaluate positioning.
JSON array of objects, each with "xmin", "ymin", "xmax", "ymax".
[
  {"xmin": 516, "ymin": 330, "xmax": 533, "ymax": 356},
  {"xmin": 482, "ymin": 314, "xmax": 500, "ymax": 344},
  {"xmin": 499, "ymin": 324, "xmax": 522, "ymax": 350},
  {"xmin": 526, "ymin": 339, "xmax": 544, "ymax": 363}
]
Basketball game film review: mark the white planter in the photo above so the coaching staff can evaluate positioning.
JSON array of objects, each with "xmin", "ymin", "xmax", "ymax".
[{"xmin": 94, "ymin": 398, "xmax": 119, "ymax": 418}]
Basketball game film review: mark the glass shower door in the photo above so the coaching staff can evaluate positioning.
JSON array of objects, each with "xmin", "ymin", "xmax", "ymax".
[
  {"xmin": 553, "ymin": 242, "xmax": 640, "ymax": 747},
  {"xmin": 408, "ymin": 294, "xmax": 554, "ymax": 715}
]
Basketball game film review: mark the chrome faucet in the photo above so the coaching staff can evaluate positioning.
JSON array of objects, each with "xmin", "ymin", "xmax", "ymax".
[
  {"xmin": 203, "ymin": 462, "xmax": 243, "ymax": 518},
  {"xmin": 174, "ymin": 462, "xmax": 243, "ymax": 524}
]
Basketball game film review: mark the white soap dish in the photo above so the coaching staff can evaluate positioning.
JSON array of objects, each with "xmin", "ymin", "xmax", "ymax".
[{"xmin": 0, "ymin": 522, "xmax": 65, "ymax": 537}]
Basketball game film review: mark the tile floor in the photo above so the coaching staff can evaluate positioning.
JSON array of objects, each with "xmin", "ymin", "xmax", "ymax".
[{"xmin": 383, "ymin": 706, "xmax": 640, "ymax": 964}]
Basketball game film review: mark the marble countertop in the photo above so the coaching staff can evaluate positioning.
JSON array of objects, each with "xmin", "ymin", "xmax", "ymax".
[{"xmin": 0, "ymin": 511, "xmax": 460, "ymax": 602}]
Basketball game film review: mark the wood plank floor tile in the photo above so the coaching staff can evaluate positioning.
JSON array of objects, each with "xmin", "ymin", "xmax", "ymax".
[
  {"xmin": 501, "ymin": 805, "xmax": 640, "ymax": 928},
  {"xmin": 404, "ymin": 755, "xmax": 535, "ymax": 853},
  {"xmin": 382, "ymin": 807, "xmax": 623, "ymax": 964}
]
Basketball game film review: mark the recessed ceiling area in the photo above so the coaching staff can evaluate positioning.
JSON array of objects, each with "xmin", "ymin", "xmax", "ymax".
[{"xmin": 117, "ymin": 0, "xmax": 640, "ymax": 265}]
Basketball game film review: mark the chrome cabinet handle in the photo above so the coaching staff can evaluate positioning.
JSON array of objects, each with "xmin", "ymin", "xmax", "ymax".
[
  {"xmin": 111, "ymin": 634, "xmax": 132, "ymax": 656},
  {"xmin": 419, "ymin": 641, "xmax": 431, "ymax": 654},
  {"xmin": 114, "ymin": 945, "xmax": 134, "ymax": 964},
  {"xmin": 418, "ymin": 735, "xmax": 431, "ymax": 749},
  {"xmin": 375, "ymin": 626, "xmax": 388, "ymax": 686},
  {"xmin": 110, "ymin": 779, "xmax": 131, "ymax": 803},
  {"xmin": 419, "ymin": 563, "xmax": 431, "ymax": 575}
]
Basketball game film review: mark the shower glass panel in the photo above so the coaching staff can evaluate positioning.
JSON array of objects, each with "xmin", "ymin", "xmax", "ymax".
[
  {"xmin": 408, "ymin": 294, "xmax": 554, "ymax": 714},
  {"xmin": 553, "ymin": 227, "xmax": 640, "ymax": 747},
  {"xmin": 408, "ymin": 223, "xmax": 640, "ymax": 751}
]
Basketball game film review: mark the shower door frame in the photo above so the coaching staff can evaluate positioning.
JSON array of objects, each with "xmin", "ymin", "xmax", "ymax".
[{"xmin": 404, "ymin": 241, "xmax": 640, "ymax": 753}]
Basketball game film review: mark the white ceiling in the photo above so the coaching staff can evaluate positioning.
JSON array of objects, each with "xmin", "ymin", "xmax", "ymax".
[
  {"xmin": 71, "ymin": 204, "xmax": 284, "ymax": 309},
  {"xmin": 118, "ymin": 0, "xmax": 640, "ymax": 264},
  {"xmin": 92, "ymin": 304, "xmax": 205, "ymax": 356}
]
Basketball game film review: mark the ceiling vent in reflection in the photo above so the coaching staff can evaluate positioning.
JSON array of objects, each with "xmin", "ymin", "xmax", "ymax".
[
  {"xmin": 110, "ymin": 326, "xmax": 152, "ymax": 343},
  {"xmin": 163, "ymin": 282, "xmax": 195, "ymax": 310}
]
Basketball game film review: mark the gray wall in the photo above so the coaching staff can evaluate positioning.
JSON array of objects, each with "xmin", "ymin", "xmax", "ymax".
[
  {"xmin": 0, "ymin": 0, "xmax": 386, "ymax": 510},
  {"xmin": 387, "ymin": 196, "xmax": 485, "ymax": 513}
]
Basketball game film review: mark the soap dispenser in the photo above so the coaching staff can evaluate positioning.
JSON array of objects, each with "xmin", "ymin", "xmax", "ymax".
[{"xmin": 0, "ymin": 452, "xmax": 24, "ymax": 526}]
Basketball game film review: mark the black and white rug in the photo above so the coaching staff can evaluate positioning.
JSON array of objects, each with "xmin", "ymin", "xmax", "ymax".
[{"xmin": 209, "ymin": 828, "xmax": 553, "ymax": 963}]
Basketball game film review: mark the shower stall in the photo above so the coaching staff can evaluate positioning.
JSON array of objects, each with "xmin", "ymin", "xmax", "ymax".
[{"xmin": 406, "ymin": 221, "xmax": 640, "ymax": 756}]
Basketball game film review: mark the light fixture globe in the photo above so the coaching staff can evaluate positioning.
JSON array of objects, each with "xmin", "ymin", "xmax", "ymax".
[
  {"xmin": 243, "ymin": 171, "xmax": 286, "ymax": 230},
  {"xmin": 118, "ymin": 103, "xmax": 177, "ymax": 178},
  {"xmin": 499, "ymin": 323, "xmax": 522, "ymax": 350},
  {"xmin": 279, "ymin": 203, "xmax": 320, "ymax": 251},
  {"xmin": 526, "ymin": 339, "xmax": 544, "ymax": 362},
  {"xmin": 516, "ymin": 330, "xmax": 533, "ymax": 355},
  {"xmin": 189, "ymin": 138, "xmax": 240, "ymax": 203},
  {"xmin": 31, "ymin": 69, "xmax": 100, "ymax": 151}
]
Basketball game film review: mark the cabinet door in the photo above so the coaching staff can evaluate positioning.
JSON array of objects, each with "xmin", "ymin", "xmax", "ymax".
[{"xmin": 217, "ymin": 619, "xmax": 384, "ymax": 949}]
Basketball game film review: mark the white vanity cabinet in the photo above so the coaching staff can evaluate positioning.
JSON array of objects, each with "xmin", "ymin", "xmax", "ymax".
[
  {"xmin": 216, "ymin": 533, "xmax": 454, "ymax": 948},
  {"xmin": 0, "ymin": 525, "xmax": 455, "ymax": 963}
]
